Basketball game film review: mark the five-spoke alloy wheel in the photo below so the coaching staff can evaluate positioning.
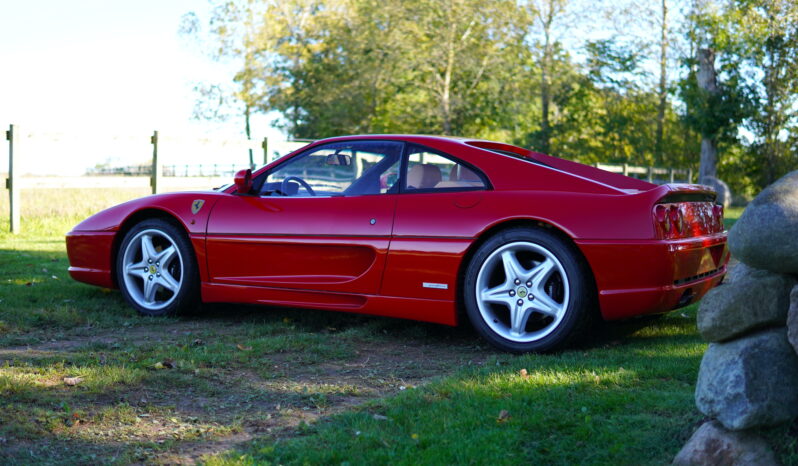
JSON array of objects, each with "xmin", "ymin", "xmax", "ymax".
[
  {"xmin": 117, "ymin": 219, "xmax": 199, "ymax": 316},
  {"xmin": 464, "ymin": 227, "xmax": 595, "ymax": 352}
]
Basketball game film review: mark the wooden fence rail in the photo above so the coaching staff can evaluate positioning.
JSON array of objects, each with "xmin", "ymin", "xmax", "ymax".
[{"xmin": 594, "ymin": 163, "xmax": 694, "ymax": 184}]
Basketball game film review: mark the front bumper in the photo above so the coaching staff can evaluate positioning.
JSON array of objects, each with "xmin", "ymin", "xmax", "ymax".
[
  {"xmin": 66, "ymin": 231, "xmax": 116, "ymax": 289},
  {"xmin": 577, "ymin": 233, "xmax": 729, "ymax": 320}
]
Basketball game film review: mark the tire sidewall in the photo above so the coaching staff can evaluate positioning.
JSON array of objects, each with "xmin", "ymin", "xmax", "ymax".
[
  {"xmin": 463, "ymin": 227, "xmax": 591, "ymax": 353},
  {"xmin": 116, "ymin": 219, "xmax": 199, "ymax": 317}
]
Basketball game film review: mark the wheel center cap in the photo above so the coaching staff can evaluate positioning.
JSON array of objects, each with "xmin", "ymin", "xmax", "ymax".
[
  {"xmin": 149, "ymin": 265, "xmax": 158, "ymax": 274},
  {"xmin": 516, "ymin": 286, "xmax": 528, "ymax": 298}
]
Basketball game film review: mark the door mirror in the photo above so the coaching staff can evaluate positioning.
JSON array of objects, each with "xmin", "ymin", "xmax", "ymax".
[
  {"xmin": 326, "ymin": 153, "xmax": 351, "ymax": 166},
  {"xmin": 234, "ymin": 168, "xmax": 253, "ymax": 194}
]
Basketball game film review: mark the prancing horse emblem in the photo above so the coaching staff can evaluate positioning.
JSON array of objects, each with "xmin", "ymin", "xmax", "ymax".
[{"xmin": 191, "ymin": 199, "xmax": 205, "ymax": 215}]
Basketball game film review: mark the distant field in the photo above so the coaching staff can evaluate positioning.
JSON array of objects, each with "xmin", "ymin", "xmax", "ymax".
[{"xmin": 1, "ymin": 190, "xmax": 794, "ymax": 465}]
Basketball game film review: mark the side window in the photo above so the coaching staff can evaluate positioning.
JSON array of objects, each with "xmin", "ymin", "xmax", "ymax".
[
  {"xmin": 404, "ymin": 145, "xmax": 486, "ymax": 191},
  {"xmin": 260, "ymin": 141, "xmax": 402, "ymax": 196}
]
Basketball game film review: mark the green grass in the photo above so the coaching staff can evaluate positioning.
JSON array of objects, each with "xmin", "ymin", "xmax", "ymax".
[{"xmin": 1, "ymin": 189, "xmax": 795, "ymax": 464}]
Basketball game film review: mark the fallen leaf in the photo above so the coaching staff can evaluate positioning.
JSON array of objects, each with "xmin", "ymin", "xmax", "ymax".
[
  {"xmin": 411, "ymin": 433, "xmax": 419, "ymax": 440},
  {"xmin": 497, "ymin": 409, "xmax": 511, "ymax": 423},
  {"xmin": 153, "ymin": 362, "xmax": 164, "ymax": 370},
  {"xmin": 63, "ymin": 376, "xmax": 83, "ymax": 386},
  {"xmin": 519, "ymin": 368, "xmax": 529, "ymax": 379},
  {"xmin": 373, "ymin": 414, "xmax": 388, "ymax": 421},
  {"xmin": 237, "ymin": 344, "xmax": 253, "ymax": 351}
]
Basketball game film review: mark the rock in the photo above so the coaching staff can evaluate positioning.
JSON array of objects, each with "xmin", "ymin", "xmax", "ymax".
[
  {"xmin": 788, "ymin": 285, "xmax": 798, "ymax": 355},
  {"xmin": 672, "ymin": 421, "xmax": 778, "ymax": 466},
  {"xmin": 701, "ymin": 176, "xmax": 732, "ymax": 210},
  {"xmin": 695, "ymin": 327, "xmax": 798, "ymax": 430},
  {"xmin": 697, "ymin": 263, "xmax": 796, "ymax": 342},
  {"xmin": 728, "ymin": 170, "xmax": 798, "ymax": 273}
]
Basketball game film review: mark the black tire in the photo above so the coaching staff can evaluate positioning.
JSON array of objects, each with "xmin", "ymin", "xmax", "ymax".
[
  {"xmin": 116, "ymin": 218, "xmax": 200, "ymax": 317},
  {"xmin": 463, "ymin": 227, "xmax": 596, "ymax": 353}
]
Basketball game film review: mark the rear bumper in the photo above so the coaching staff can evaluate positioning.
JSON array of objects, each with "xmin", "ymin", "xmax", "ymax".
[
  {"xmin": 577, "ymin": 233, "xmax": 729, "ymax": 320},
  {"xmin": 66, "ymin": 231, "xmax": 116, "ymax": 289}
]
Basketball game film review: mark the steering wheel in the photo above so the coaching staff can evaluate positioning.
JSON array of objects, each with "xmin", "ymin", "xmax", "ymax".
[{"xmin": 280, "ymin": 176, "xmax": 316, "ymax": 196}]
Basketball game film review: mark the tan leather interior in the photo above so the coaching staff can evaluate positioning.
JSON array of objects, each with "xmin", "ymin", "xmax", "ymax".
[
  {"xmin": 407, "ymin": 164, "xmax": 442, "ymax": 189},
  {"xmin": 435, "ymin": 163, "xmax": 483, "ymax": 188}
]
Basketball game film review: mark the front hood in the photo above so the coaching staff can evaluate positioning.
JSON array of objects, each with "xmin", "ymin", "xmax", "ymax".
[{"xmin": 70, "ymin": 191, "xmax": 228, "ymax": 233}]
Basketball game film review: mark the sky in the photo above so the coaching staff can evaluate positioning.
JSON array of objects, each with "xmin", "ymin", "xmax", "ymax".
[{"xmin": 0, "ymin": 0, "xmax": 285, "ymax": 175}]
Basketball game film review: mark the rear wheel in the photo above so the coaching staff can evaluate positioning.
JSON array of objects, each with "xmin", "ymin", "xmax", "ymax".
[
  {"xmin": 116, "ymin": 219, "xmax": 199, "ymax": 316},
  {"xmin": 464, "ymin": 227, "xmax": 595, "ymax": 353}
]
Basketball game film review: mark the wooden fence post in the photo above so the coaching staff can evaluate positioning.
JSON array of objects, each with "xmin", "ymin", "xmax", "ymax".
[
  {"xmin": 622, "ymin": 163, "xmax": 629, "ymax": 177},
  {"xmin": 262, "ymin": 137, "xmax": 269, "ymax": 165},
  {"xmin": 669, "ymin": 168, "xmax": 675, "ymax": 183},
  {"xmin": 6, "ymin": 124, "xmax": 20, "ymax": 233},
  {"xmin": 150, "ymin": 131, "xmax": 161, "ymax": 194}
]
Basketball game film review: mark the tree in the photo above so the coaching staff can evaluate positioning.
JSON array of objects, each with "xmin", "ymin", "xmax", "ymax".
[
  {"xmin": 524, "ymin": 0, "xmax": 576, "ymax": 154},
  {"xmin": 732, "ymin": 0, "xmax": 798, "ymax": 185},
  {"xmin": 680, "ymin": 0, "xmax": 796, "ymax": 192},
  {"xmin": 655, "ymin": 0, "xmax": 669, "ymax": 164}
]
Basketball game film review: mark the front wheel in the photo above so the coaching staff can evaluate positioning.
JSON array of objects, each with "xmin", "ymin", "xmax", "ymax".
[
  {"xmin": 463, "ymin": 227, "xmax": 595, "ymax": 353},
  {"xmin": 116, "ymin": 219, "xmax": 199, "ymax": 316}
]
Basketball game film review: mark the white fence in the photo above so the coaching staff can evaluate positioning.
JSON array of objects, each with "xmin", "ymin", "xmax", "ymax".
[{"xmin": 2, "ymin": 124, "xmax": 310, "ymax": 233}]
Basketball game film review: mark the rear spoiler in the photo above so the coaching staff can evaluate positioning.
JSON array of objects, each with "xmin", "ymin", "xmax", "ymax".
[{"xmin": 653, "ymin": 183, "xmax": 717, "ymax": 203}]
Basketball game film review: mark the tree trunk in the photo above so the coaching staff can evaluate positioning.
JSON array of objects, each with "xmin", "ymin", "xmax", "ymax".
[
  {"xmin": 655, "ymin": 0, "xmax": 668, "ymax": 164},
  {"xmin": 540, "ymin": 21, "xmax": 552, "ymax": 155},
  {"xmin": 540, "ymin": 53, "xmax": 550, "ymax": 154},
  {"xmin": 697, "ymin": 48, "xmax": 718, "ymax": 183}
]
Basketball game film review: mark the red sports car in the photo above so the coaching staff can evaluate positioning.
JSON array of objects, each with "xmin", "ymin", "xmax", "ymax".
[{"xmin": 66, "ymin": 135, "xmax": 729, "ymax": 352}]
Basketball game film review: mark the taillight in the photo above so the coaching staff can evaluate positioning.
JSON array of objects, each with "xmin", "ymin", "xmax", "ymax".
[
  {"xmin": 654, "ymin": 203, "xmax": 689, "ymax": 239},
  {"xmin": 669, "ymin": 205, "xmax": 684, "ymax": 235},
  {"xmin": 713, "ymin": 204, "xmax": 724, "ymax": 231},
  {"xmin": 655, "ymin": 204, "xmax": 668, "ymax": 224},
  {"xmin": 654, "ymin": 204, "xmax": 670, "ymax": 238}
]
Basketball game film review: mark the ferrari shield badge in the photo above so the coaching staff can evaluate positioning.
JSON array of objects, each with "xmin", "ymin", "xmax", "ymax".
[{"xmin": 191, "ymin": 199, "xmax": 205, "ymax": 215}]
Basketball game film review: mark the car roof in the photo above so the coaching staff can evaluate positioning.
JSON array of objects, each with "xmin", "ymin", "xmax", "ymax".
[{"xmin": 308, "ymin": 134, "xmax": 656, "ymax": 192}]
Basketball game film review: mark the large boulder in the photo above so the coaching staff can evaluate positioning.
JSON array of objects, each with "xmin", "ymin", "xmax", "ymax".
[
  {"xmin": 701, "ymin": 176, "xmax": 733, "ymax": 210},
  {"xmin": 672, "ymin": 421, "xmax": 778, "ymax": 466},
  {"xmin": 788, "ymin": 285, "xmax": 798, "ymax": 355},
  {"xmin": 729, "ymin": 170, "xmax": 798, "ymax": 273},
  {"xmin": 695, "ymin": 327, "xmax": 798, "ymax": 430},
  {"xmin": 697, "ymin": 263, "xmax": 796, "ymax": 342}
]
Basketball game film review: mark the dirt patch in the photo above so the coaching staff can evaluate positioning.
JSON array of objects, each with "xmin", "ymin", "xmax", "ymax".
[
  {"xmin": 1, "ymin": 316, "xmax": 496, "ymax": 465},
  {"xmin": 0, "ymin": 321, "xmax": 225, "ymax": 355}
]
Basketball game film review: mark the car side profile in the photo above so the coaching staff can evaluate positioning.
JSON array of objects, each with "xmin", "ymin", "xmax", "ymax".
[{"xmin": 66, "ymin": 135, "xmax": 729, "ymax": 352}]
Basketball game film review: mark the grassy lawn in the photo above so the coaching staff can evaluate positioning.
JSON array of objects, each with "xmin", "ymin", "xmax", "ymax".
[{"xmin": 0, "ymin": 193, "xmax": 794, "ymax": 464}]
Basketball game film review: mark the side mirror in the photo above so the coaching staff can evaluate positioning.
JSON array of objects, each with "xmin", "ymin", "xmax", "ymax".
[{"xmin": 234, "ymin": 168, "xmax": 253, "ymax": 194}]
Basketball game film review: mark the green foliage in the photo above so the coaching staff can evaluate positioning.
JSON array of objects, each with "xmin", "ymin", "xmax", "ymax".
[
  {"xmin": 187, "ymin": 0, "xmax": 798, "ymax": 195},
  {"xmin": 678, "ymin": 67, "xmax": 751, "ymax": 142},
  {"xmin": 683, "ymin": 0, "xmax": 798, "ymax": 189}
]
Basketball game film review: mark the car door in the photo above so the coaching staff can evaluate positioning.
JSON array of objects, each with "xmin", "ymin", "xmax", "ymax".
[
  {"xmin": 205, "ymin": 140, "xmax": 403, "ymax": 296},
  {"xmin": 381, "ymin": 144, "xmax": 490, "ymax": 301}
]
